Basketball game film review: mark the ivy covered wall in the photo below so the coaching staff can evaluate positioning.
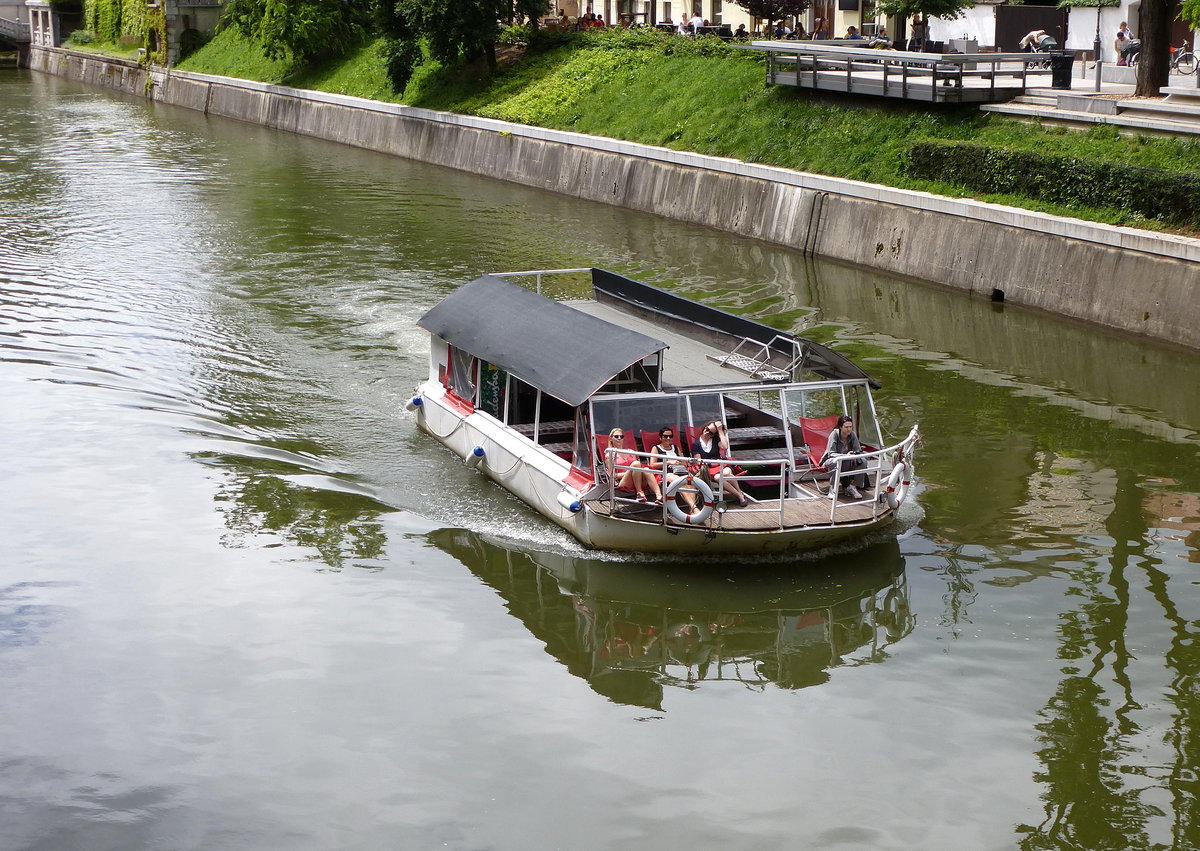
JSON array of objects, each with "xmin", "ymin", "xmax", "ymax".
[{"xmin": 82, "ymin": 0, "xmax": 146, "ymax": 43}]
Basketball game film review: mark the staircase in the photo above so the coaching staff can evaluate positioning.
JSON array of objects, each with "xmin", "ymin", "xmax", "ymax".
[{"xmin": 982, "ymin": 83, "xmax": 1200, "ymax": 137}]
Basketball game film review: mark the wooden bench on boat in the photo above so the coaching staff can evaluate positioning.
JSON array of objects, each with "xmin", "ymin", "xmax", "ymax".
[{"xmin": 512, "ymin": 419, "xmax": 574, "ymax": 438}]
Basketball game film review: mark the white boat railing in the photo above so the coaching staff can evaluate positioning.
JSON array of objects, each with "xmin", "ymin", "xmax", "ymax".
[
  {"xmin": 605, "ymin": 447, "xmax": 794, "ymax": 527},
  {"xmin": 824, "ymin": 425, "xmax": 920, "ymax": 521},
  {"xmin": 603, "ymin": 422, "xmax": 919, "ymax": 529},
  {"xmin": 490, "ymin": 268, "xmax": 592, "ymax": 295}
]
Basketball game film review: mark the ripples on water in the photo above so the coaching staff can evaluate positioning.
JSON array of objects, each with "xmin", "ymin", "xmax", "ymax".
[{"xmin": 3, "ymin": 71, "xmax": 1200, "ymax": 851}]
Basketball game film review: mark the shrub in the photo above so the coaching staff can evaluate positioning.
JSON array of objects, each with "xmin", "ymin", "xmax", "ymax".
[
  {"xmin": 903, "ymin": 140, "xmax": 1200, "ymax": 228},
  {"xmin": 68, "ymin": 30, "xmax": 95, "ymax": 43}
]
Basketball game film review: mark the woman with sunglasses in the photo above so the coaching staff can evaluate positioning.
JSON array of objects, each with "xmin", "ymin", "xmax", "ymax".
[
  {"xmin": 605, "ymin": 427, "xmax": 662, "ymax": 505},
  {"xmin": 648, "ymin": 427, "xmax": 696, "ymax": 512},
  {"xmin": 691, "ymin": 421, "xmax": 750, "ymax": 507}
]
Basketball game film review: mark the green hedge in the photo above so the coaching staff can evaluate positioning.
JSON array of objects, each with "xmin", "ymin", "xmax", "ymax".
[{"xmin": 903, "ymin": 140, "xmax": 1200, "ymax": 228}]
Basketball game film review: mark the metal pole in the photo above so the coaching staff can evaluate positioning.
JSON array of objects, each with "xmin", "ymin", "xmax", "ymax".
[{"xmin": 1094, "ymin": 5, "xmax": 1103, "ymax": 91}]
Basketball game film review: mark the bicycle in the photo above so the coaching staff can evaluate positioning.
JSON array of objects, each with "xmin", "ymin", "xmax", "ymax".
[
  {"xmin": 1129, "ymin": 40, "xmax": 1196, "ymax": 74},
  {"xmin": 1171, "ymin": 40, "xmax": 1196, "ymax": 74}
]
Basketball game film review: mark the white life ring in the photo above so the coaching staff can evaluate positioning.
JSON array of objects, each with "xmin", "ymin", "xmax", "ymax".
[
  {"xmin": 664, "ymin": 474, "xmax": 715, "ymax": 525},
  {"xmin": 884, "ymin": 461, "xmax": 910, "ymax": 510}
]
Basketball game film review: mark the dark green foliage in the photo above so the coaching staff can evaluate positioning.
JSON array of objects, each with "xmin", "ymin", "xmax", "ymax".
[
  {"xmin": 1185, "ymin": 0, "xmax": 1200, "ymax": 28},
  {"xmin": 177, "ymin": 28, "xmax": 209, "ymax": 60},
  {"xmin": 733, "ymin": 0, "xmax": 812, "ymax": 26},
  {"xmin": 391, "ymin": 0, "xmax": 550, "ymax": 71},
  {"xmin": 380, "ymin": 37, "xmax": 423, "ymax": 91},
  {"xmin": 903, "ymin": 140, "xmax": 1200, "ymax": 227},
  {"xmin": 875, "ymin": 0, "xmax": 977, "ymax": 23},
  {"xmin": 222, "ymin": 0, "xmax": 363, "ymax": 63},
  {"xmin": 371, "ymin": 0, "xmax": 548, "ymax": 92}
]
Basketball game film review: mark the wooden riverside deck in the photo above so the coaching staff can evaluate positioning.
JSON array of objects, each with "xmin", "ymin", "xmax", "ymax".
[{"xmin": 752, "ymin": 42, "xmax": 1061, "ymax": 104}]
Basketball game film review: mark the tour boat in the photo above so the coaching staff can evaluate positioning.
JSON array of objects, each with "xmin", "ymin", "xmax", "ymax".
[{"xmin": 410, "ymin": 268, "xmax": 920, "ymax": 554}]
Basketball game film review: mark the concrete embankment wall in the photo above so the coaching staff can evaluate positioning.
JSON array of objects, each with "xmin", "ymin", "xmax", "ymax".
[{"xmin": 30, "ymin": 47, "xmax": 1200, "ymax": 351}]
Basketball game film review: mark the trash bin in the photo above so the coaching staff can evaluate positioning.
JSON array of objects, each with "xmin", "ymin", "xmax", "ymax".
[{"xmin": 1049, "ymin": 50, "xmax": 1075, "ymax": 89}]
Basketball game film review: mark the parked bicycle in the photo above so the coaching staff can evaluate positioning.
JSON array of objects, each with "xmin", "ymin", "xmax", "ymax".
[
  {"xmin": 1170, "ymin": 40, "xmax": 1196, "ymax": 74},
  {"xmin": 1128, "ymin": 40, "xmax": 1196, "ymax": 74}
]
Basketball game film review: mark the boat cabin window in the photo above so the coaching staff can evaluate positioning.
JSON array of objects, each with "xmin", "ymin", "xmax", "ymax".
[
  {"xmin": 446, "ymin": 345, "xmax": 477, "ymax": 403},
  {"xmin": 782, "ymin": 384, "xmax": 883, "ymax": 450},
  {"xmin": 505, "ymin": 376, "xmax": 575, "ymax": 429},
  {"xmin": 572, "ymin": 407, "xmax": 592, "ymax": 471},
  {"xmin": 504, "ymin": 374, "xmax": 583, "ymax": 462},
  {"xmin": 508, "ymin": 375, "xmax": 539, "ymax": 425},
  {"xmin": 599, "ymin": 353, "xmax": 662, "ymax": 394}
]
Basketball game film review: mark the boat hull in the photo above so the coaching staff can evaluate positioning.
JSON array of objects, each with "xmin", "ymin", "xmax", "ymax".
[{"xmin": 414, "ymin": 383, "xmax": 903, "ymax": 555}]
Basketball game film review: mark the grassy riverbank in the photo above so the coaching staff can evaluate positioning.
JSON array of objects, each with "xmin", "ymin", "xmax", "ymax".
[{"xmin": 175, "ymin": 27, "xmax": 1200, "ymax": 232}]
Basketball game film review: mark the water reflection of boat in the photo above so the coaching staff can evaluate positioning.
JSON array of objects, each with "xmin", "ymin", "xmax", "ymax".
[{"xmin": 428, "ymin": 529, "xmax": 914, "ymax": 710}]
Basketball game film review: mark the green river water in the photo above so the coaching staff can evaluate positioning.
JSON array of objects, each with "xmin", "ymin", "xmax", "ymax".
[{"xmin": 2, "ymin": 69, "xmax": 1199, "ymax": 850}]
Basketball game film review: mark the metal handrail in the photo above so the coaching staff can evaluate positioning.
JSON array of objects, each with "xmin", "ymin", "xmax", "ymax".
[
  {"xmin": 606, "ymin": 446, "xmax": 793, "ymax": 528},
  {"xmin": 757, "ymin": 43, "xmax": 1054, "ymax": 100},
  {"xmin": 0, "ymin": 16, "xmax": 31, "ymax": 42},
  {"xmin": 491, "ymin": 268, "xmax": 592, "ymax": 295},
  {"xmin": 604, "ymin": 427, "xmax": 921, "ymax": 529}
]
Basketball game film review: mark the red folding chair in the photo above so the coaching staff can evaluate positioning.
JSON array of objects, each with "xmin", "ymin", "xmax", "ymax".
[
  {"xmin": 797, "ymin": 415, "xmax": 840, "ymax": 494},
  {"xmin": 595, "ymin": 433, "xmax": 640, "ymax": 496}
]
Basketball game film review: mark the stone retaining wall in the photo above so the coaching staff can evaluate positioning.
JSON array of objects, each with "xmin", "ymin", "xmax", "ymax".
[{"xmin": 29, "ymin": 46, "xmax": 1200, "ymax": 351}]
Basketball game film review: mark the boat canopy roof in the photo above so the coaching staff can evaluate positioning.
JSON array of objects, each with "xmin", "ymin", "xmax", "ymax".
[{"xmin": 417, "ymin": 274, "xmax": 669, "ymax": 407}]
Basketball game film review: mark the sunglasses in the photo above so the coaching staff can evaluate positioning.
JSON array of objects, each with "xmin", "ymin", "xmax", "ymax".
[
  {"xmin": 661, "ymin": 433, "xmax": 674, "ymax": 439},
  {"xmin": 612, "ymin": 433, "xmax": 624, "ymax": 439}
]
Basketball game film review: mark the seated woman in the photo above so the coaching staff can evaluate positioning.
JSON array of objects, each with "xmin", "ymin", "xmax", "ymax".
[
  {"xmin": 822, "ymin": 415, "xmax": 870, "ymax": 500},
  {"xmin": 647, "ymin": 427, "xmax": 696, "ymax": 512},
  {"xmin": 605, "ymin": 427, "xmax": 662, "ymax": 505},
  {"xmin": 691, "ymin": 421, "xmax": 749, "ymax": 507}
]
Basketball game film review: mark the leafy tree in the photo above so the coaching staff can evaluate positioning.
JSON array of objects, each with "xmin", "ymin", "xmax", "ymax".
[
  {"xmin": 370, "ymin": 0, "xmax": 421, "ymax": 94},
  {"xmin": 1185, "ymin": 0, "xmax": 1200, "ymax": 29},
  {"xmin": 377, "ymin": 0, "xmax": 550, "ymax": 93},
  {"xmin": 223, "ymin": 0, "xmax": 363, "ymax": 62},
  {"xmin": 874, "ymin": 0, "xmax": 976, "ymax": 22},
  {"xmin": 733, "ymin": 0, "xmax": 812, "ymax": 28}
]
